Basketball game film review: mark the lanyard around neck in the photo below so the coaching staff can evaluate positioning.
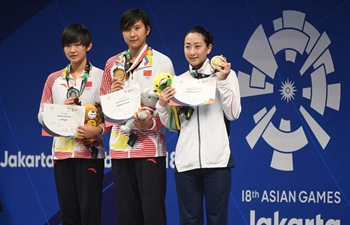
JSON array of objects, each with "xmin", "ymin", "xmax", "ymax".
[
  {"xmin": 189, "ymin": 70, "xmax": 212, "ymax": 79},
  {"xmin": 123, "ymin": 45, "xmax": 150, "ymax": 79},
  {"xmin": 64, "ymin": 62, "xmax": 91, "ymax": 98}
]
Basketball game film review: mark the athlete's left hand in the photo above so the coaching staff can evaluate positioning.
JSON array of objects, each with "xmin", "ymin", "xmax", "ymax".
[
  {"xmin": 133, "ymin": 111, "xmax": 153, "ymax": 129},
  {"xmin": 216, "ymin": 58, "xmax": 231, "ymax": 81},
  {"xmin": 76, "ymin": 124, "xmax": 102, "ymax": 138}
]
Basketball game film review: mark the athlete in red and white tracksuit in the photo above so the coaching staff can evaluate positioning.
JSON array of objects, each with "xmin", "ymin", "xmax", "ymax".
[
  {"xmin": 38, "ymin": 24, "xmax": 107, "ymax": 225},
  {"xmin": 38, "ymin": 65, "xmax": 107, "ymax": 159},
  {"xmin": 100, "ymin": 45, "xmax": 174, "ymax": 225}
]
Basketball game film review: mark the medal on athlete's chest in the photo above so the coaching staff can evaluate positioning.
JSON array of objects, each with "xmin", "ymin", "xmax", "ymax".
[
  {"xmin": 66, "ymin": 87, "xmax": 80, "ymax": 98},
  {"xmin": 63, "ymin": 63, "xmax": 91, "ymax": 99}
]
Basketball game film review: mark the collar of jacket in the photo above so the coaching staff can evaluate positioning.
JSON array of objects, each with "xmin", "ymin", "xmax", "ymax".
[
  {"xmin": 115, "ymin": 44, "xmax": 154, "ymax": 70},
  {"xmin": 188, "ymin": 58, "xmax": 216, "ymax": 76}
]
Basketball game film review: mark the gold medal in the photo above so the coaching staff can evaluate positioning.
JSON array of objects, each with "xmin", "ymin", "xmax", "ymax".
[
  {"xmin": 210, "ymin": 55, "xmax": 225, "ymax": 69},
  {"xmin": 113, "ymin": 67, "xmax": 126, "ymax": 81}
]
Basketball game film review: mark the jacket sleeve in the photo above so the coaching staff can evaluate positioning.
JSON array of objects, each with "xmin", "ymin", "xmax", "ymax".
[
  {"xmin": 98, "ymin": 112, "xmax": 111, "ymax": 135},
  {"xmin": 160, "ymin": 56, "xmax": 176, "ymax": 77},
  {"xmin": 98, "ymin": 57, "xmax": 116, "ymax": 134},
  {"xmin": 152, "ymin": 55, "xmax": 176, "ymax": 131},
  {"xmin": 37, "ymin": 74, "xmax": 56, "ymax": 125},
  {"xmin": 155, "ymin": 103, "xmax": 179, "ymax": 132},
  {"xmin": 100, "ymin": 60, "xmax": 113, "ymax": 97},
  {"xmin": 217, "ymin": 70, "xmax": 242, "ymax": 121},
  {"xmin": 147, "ymin": 113, "xmax": 164, "ymax": 131}
]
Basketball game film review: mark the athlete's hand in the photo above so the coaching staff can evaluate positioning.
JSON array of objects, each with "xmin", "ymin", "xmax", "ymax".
[
  {"xmin": 216, "ymin": 58, "xmax": 231, "ymax": 81},
  {"xmin": 64, "ymin": 97, "xmax": 78, "ymax": 105},
  {"xmin": 76, "ymin": 124, "xmax": 102, "ymax": 138},
  {"xmin": 111, "ymin": 79, "xmax": 124, "ymax": 92},
  {"xmin": 133, "ymin": 111, "xmax": 153, "ymax": 129},
  {"xmin": 158, "ymin": 87, "xmax": 176, "ymax": 107}
]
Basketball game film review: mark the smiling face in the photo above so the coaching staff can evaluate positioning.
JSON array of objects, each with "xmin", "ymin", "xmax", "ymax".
[
  {"xmin": 122, "ymin": 20, "xmax": 150, "ymax": 53},
  {"xmin": 184, "ymin": 32, "xmax": 212, "ymax": 70}
]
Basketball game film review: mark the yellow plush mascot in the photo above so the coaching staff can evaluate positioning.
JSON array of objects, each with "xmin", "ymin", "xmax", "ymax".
[
  {"xmin": 153, "ymin": 72, "xmax": 173, "ymax": 94},
  {"xmin": 153, "ymin": 72, "xmax": 180, "ymax": 130},
  {"xmin": 83, "ymin": 102, "xmax": 103, "ymax": 158}
]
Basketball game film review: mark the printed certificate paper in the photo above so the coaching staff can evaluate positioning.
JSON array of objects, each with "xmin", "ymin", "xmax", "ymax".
[
  {"xmin": 100, "ymin": 82, "xmax": 140, "ymax": 126},
  {"xmin": 42, "ymin": 104, "xmax": 85, "ymax": 137},
  {"xmin": 170, "ymin": 76, "xmax": 217, "ymax": 106}
]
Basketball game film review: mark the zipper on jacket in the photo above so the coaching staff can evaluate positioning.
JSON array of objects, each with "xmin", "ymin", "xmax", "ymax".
[{"xmin": 196, "ymin": 106, "xmax": 202, "ymax": 168}]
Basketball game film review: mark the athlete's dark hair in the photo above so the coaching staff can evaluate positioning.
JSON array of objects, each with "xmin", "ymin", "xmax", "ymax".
[
  {"xmin": 61, "ymin": 24, "xmax": 92, "ymax": 49},
  {"xmin": 120, "ymin": 8, "xmax": 151, "ymax": 38},
  {"xmin": 185, "ymin": 26, "xmax": 213, "ymax": 46}
]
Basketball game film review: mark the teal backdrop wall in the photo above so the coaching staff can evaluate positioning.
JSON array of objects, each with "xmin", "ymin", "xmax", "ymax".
[{"xmin": 0, "ymin": 0, "xmax": 349, "ymax": 224}]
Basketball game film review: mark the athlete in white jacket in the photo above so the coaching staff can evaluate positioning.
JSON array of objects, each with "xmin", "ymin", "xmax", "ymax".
[{"xmin": 156, "ymin": 26, "xmax": 241, "ymax": 225}]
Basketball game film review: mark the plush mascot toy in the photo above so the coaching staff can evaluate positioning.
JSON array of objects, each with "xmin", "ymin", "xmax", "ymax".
[
  {"xmin": 153, "ymin": 72, "xmax": 173, "ymax": 94},
  {"xmin": 120, "ymin": 88, "xmax": 159, "ymax": 147},
  {"xmin": 153, "ymin": 72, "xmax": 181, "ymax": 131},
  {"xmin": 82, "ymin": 102, "xmax": 103, "ymax": 158}
]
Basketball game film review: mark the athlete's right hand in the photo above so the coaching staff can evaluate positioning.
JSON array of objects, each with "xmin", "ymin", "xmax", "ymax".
[
  {"xmin": 158, "ymin": 87, "xmax": 176, "ymax": 107},
  {"xmin": 111, "ymin": 79, "xmax": 124, "ymax": 92},
  {"xmin": 64, "ymin": 97, "xmax": 77, "ymax": 105}
]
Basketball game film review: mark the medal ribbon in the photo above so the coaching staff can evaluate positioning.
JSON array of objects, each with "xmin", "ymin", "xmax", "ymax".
[
  {"xmin": 124, "ymin": 45, "xmax": 151, "ymax": 80},
  {"xmin": 63, "ymin": 62, "xmax": 91, "ymax": 97},
  {"xmin": 169, "ymin": 106, "xmax": 181, "ymax": 131},
  {"xmin": 173, "ymin": 106, "xmax": 181, "ymax": 130},
  {"xmin": 189, "ymin": 70, "xmax": 212, "ymax": 79}
]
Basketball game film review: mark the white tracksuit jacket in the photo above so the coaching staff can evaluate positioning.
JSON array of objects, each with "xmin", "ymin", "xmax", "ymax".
[{"xmin": 156, "ymin": 59, "xmax": 241, "ymax": 172}]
